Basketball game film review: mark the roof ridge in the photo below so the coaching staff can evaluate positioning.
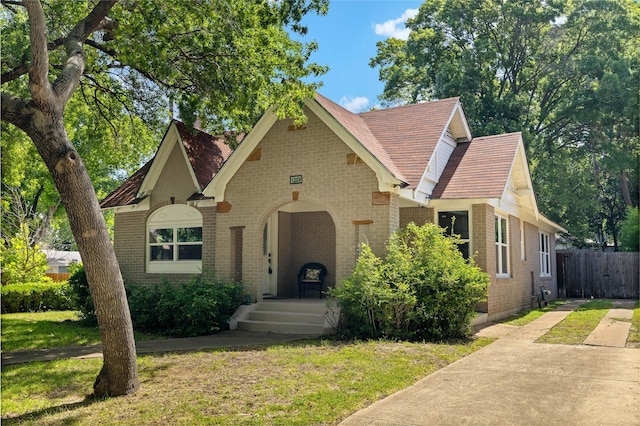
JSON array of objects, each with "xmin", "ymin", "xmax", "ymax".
[{"xmin": 358, "ymin": 96, "xmax": 460, "ymax": 117}]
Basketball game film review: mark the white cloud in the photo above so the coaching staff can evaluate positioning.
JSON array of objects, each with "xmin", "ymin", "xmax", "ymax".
[
  {"xmin": 373, "ymin": 8, "xmax": 419, "ymax": 41},
  {"xmin": 339, "ymin": 96, "xmax": 370, "ymax": 113}
]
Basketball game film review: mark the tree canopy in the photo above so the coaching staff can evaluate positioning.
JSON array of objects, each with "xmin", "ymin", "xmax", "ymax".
[
  {"xmin": 371, "ymin": 0, "xmax": 639, "ymax": 248},
  {"xmin": 1, "ymin": 0, "xmax": 329, "ymax": 248},
  {"xmin": 1, "ymin": 0, "xmax": 329, "ymax": 397}
]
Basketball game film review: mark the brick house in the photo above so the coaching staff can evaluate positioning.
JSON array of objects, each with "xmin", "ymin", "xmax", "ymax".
[{"xmin": 101, "ymin": 94, "xmax": 565, "ymax": 327}]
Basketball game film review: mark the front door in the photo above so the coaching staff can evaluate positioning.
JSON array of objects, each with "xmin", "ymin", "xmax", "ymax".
[{"xmin": 262, "ymin": 213, "xmax": 278, "ymax": 296}]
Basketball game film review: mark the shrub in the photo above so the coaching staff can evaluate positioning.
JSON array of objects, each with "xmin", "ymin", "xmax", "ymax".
[
  {"xmin": 69, "ymin": 264, "xmax": 244, "ymax": 336},
  {"xmin": 1, "ymin": 281, "xmax": 74, "ymax": 313},
  {"xmin": 67, "ymin": 263, "xmax": 96, "ymax": 325},
  {"xmin": 0, "ymin": 224, "xmax": 48, "ymax": 285},
  {"xmin": 328, "ymin": 222, "xmax": 489, "ymax": 341},
  {"xmin": 127, "ymin": 274, "xmax": 244, "ymax": 337}
]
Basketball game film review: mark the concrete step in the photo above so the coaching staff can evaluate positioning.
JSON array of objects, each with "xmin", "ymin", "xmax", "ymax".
[
  {"xmin": 256, "ymin": 300, "xmax": 327, "ymax": 314},
  {"xmin": 233, "ymin": 300, "xmax": 335, "ymax": 335},
  {"xmin": 237, "ymin": 319, "xmax": 325, "ymax": 335},
  {"xmin": 248, "ymin": 310, "xmax": 325, "ymax": 325}
]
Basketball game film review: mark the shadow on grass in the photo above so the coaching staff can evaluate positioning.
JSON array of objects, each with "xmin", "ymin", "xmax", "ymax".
[{"xmin": 2, "ymin": 395, "xmax": 97, "ymax": 425}]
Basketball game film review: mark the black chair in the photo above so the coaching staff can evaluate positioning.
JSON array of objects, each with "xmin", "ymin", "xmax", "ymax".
[{"xmin": 297, "ymin": 262, "xmax": 327, "ymax": 299}]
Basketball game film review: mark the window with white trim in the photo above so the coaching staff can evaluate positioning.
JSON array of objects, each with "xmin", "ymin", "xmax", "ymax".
[
  {"xmin": 147, "ymin": 205, "xmax": 203, "ymax": 274},
  {"xmin": 495, "ymin": 215, "xmax": 509, "ymax": 276},
  {"xmin": 539, "ymin": 232, "xmax": 551, "ymax": 277}
]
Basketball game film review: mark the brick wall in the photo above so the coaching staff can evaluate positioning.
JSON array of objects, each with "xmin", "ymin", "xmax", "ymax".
[
  {"xmin": 114, "ymin": 210, "xmax": 147, "ymax": 284},
  {"xmin": 114, "ymin": 205, "xmax": 216, "ymax": 286},
  {"xmin": 470, "ymin": 204, "xmax": 558, "ymax": 321},
  {"xmin": 215, "ymin": 107, "xmax": 393, "ymax": 299},
  {"xmin": 399, "ymin": 207, "xmax": 435, "ymax": 228}
]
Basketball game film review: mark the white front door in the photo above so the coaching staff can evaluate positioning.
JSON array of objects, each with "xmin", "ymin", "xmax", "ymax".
[{"xmin": 262, "ymin": 213, "xmax": 278, "ymax": 296}]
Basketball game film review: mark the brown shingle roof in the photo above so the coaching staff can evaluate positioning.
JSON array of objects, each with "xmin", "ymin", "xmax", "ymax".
[
  {"xmin": 174, "ymin": 121, "xmax": 233, "ymax": 190},
  {"xmin": 314, "ymin": 94, "xmax": 406, "ymax": 182},
  {"xmin": 100, "ymin": 160, "xmax": 152, "ymax": 208},
  {"xmin": 432, "ymin": 132, "xmax": 521, "ymax": 199},
  {"xmin": 314, "ymin": 94, "xmax": 460, "ymax": 188},
  {"xmin": 360, "ymin": 97, "xmax": 460, "ymax": 188},
  {"xmin": 100, "ymin": 121, "xmax": 233, "ymax": 208}
]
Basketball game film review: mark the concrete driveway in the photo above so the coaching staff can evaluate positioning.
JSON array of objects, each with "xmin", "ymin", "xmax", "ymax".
[{"xmin": 340, "ymin": 300, "xmax": 639, "ymax": 426}]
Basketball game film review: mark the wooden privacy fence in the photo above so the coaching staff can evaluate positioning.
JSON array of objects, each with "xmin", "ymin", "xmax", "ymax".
[
  {"xmin": 557, "ymin": 250, "xmax": 639, "ymax": 299},
  {"xmin": 46, "ymin": 272, "xmax": 70, "ymax": 282}
]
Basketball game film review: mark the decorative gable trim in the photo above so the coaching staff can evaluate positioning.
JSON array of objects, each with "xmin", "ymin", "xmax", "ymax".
[
  {"xmin": 137, "ymin": 122, "xmax": 201, "ymax": 199},
  {"xmin": 419, "ymin": 100, "xmax": 473, "ymax": 198}
]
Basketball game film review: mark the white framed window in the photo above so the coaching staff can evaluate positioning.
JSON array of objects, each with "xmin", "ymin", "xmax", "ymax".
[
  {"xmin": 147, "ymin": 205, "xmax": 203, "ymax": 274},
  {"xmin": 495, "ymin": 215, "xmax": 509, "ymax": 277},
  {"xmin": 539, "ymin": 232, "xmax": 551, "ymax": 277}
]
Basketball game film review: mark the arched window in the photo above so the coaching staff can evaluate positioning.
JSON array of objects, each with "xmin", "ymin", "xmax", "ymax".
[{"xmin": 147, "ymin": 205, "xmax": 202, "ymax": 273}]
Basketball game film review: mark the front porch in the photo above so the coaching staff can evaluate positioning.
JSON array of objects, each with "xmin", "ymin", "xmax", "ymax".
[{"xmin": 230, "ymin": 299, "xmax": 338, "ymax": 335}]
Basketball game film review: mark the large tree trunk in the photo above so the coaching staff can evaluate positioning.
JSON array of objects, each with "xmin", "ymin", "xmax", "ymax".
[
  {"xmin": 30, "ymin": 111, "xmax": 139, "ymax": 397},
  {"xmin": 0, "ymin": 0, "xmax": 138, "ymax": 397}
]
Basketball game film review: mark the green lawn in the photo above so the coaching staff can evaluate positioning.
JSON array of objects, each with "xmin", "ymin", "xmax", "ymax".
[
  {"xmin": 536, "ymin": 299, "xmax": 613, "ymax": 344},
  {"xmin": 502, "ymin": 299, "xmax": 568, "ymax": 326},
  {"xmin": 0, "ymin": 311, "xmax": 162, "ymax": 352},
  {"xmin": 4, "ymin": 300, "xmax": 638, "ymax": 424},
  {"xmin": 1, "ymin": 311, "xmax": 493, "ymax": 424}
]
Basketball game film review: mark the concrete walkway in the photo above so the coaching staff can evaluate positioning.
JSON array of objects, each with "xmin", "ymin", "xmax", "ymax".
[{"xmin": 340, "ymin": 300, "xmax": 640, "ymax": 426}]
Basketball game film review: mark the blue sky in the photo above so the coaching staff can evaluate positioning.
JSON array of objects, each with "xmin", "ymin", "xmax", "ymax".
[{"xmin": 296, "ymin": 1, "xmax": 422, "ymax": 112}]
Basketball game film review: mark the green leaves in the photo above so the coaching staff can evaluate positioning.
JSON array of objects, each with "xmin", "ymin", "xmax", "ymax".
[
  {"xmin": 2, "ymin": 0, "xmax": 329, "ymax": 247},
  {"xmin": 329, "ymin": 223, "xmax": 489, "ymax": 341},
  {"xmin": 0, "ymin": 224, "xmax": 48, "ymax": 285},
  {"xmin": 371, "ymin": 0, "xmax": 640, "ymax": 247}
]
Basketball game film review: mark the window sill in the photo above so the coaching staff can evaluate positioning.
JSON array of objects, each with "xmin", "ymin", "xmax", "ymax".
[
  {"xmin": 496, "ymin": 274, "xmax": 511, "ymax": 280},
  {"xmin": 147, "ymin": 261, "xmax": 202, "ymax": 274}
]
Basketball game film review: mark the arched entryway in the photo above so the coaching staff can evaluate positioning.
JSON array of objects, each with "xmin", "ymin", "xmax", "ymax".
[{"xmin": 261, "ymin": 200, "xmax": 336, "ymax": 299}]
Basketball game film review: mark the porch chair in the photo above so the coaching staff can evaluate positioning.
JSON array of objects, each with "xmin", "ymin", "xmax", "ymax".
[{"xmin": 297, "ymin": 262, "xmax": 327, "ymax": 299}]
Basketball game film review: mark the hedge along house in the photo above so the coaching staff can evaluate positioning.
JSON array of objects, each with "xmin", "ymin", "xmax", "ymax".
[{"xmin": 101, "ymin": 94, "xmax": 565, "ymax": 332}]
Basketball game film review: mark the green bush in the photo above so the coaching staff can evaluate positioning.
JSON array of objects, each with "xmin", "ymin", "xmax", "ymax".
[
  {"xmin": 127, "ymin": 275, "xmax": 244, "ymax": 337},
  {"xmin": 1, "ymin": 281, "xmax": 74, "ymax": 313},
  {"xmin": 67, "ymin": 263, "xmax": 96, "ymax": 325},
  {"xmin": 68, "ymin": 264, "xmax": 244, "ymax": 336},
  {"xmin": 328, "ymin": 222, "xmax": 489, "ymax": 341},
  {"xmin": 0, "ymin": 224, "xmax": 48, "ymax": 285}
]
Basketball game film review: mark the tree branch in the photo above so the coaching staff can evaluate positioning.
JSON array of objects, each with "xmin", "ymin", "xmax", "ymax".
[
  {"xmin": 53, "ymin": 0, "xmax": 117, "ymax": 105},
  {"xmin": 1, "ymin": 92, "xmax": 32, "ymax": 132},
  {"xmin": 24, "ymin": 0, "xmax": 53, "ymax": 105}
]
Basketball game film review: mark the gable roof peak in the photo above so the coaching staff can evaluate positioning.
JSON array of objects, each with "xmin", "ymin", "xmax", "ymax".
[{"xmin": 100, "ymin": 120, "xmax": 233, "ymax": 209}]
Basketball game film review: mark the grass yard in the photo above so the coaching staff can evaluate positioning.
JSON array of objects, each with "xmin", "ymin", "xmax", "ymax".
[
  {"xmin": 1, "ymin": 311, "xmax": 101, "ymax": 351},
  {"xmin": 628, "ymin": 301, "xmax": 640, "ymax": 347},
  {"xmin": 536, "ymin": 299, "xmax": 613, "ymax": 345},
  {"xmin": 502, "ymin": 299, "xmax": 568, "ymax": 326},
  {"xmin": 1, "ymin": 338, "xmax": 491, "ymax": 424},
  {"xmin": 1, "ymin": 311, "xmax": 493, "ymax": 424},
  {"xmin": 4, "ymin": 299, "xmax": 639, "ymax": 424},
  {"xmin": 0, "ymin": 311, "xmax": 163, "ymax": 352}
]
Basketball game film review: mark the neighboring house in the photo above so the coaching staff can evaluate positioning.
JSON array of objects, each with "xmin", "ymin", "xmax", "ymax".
[
  {"xmin": 101, "ymin": 95, "xmax": 565, "ymax": 323},
  {"xmin": 44, "ymin": 249, "xmax": 82, "ymax": 281}
]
